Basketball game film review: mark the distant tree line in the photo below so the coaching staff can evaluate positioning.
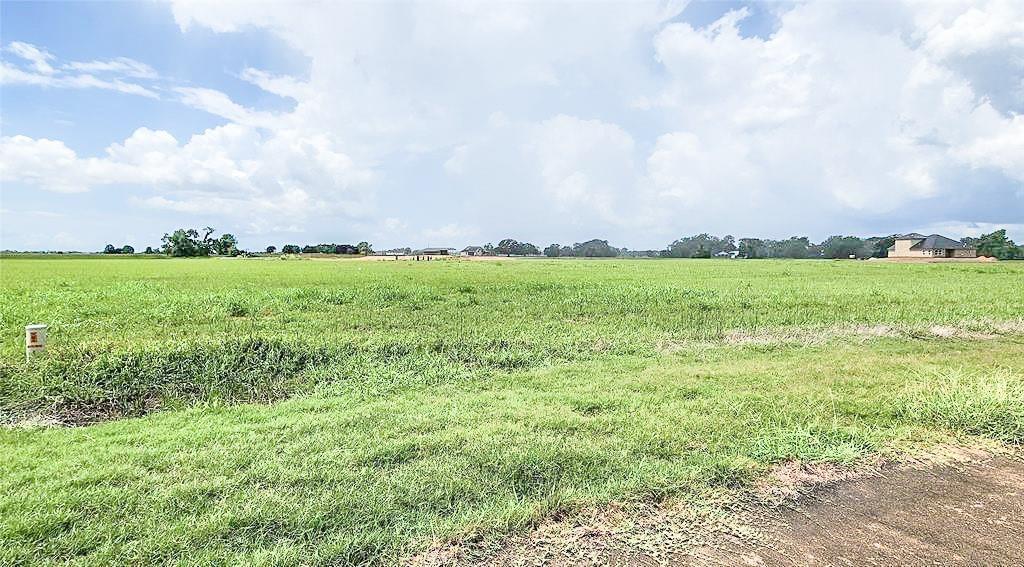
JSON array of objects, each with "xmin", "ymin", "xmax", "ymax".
[
  {"xmin": 96, "ymin": 227, "xmax": 1022, "ymax": 260},
  {"xmin": 275, "ymin": 242, "xmax": 372, "ymax": 255},
  {"xmin": 101, "ymin": 232, "xmax": 375, "ymax": 257},
  {"xmin": 961, "ymin": 229, "xmax": 1022, "ymax": 260},
  {"xmin": 672, "ymin": 230, "xmax": 1021, "ymax": 259},
  {"xmin": 538, "ymin": 229, "xmax": 1022, "ymax": 260},
  {"xmin": 543, "ymin": 239, "xmax": 620, "ymax": 257},
  {"xmin": 461, "ymin": 239, "xmax": 542, "ymax": 256},
  {"xmin": 102, "ymin": 227, "xmax": 239, "ymax": 257},
  {"xmin": 102, "ymin": 244, "xmax": 135, "ymax": 255}
]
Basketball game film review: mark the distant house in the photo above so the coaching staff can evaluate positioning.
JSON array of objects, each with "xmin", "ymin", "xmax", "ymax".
[
  {"xmin": 461, "ymin": 246, "xmax": 485, "ymax": 256},
  {"xmin": 414, "ymin": 247, "xmax": 456, "ymax": 256},
  {"xmin": 714, "ymin": 250, "xmax": 740, "ymax": 259},
  {"xmin": 887, "ymin": 233, "xmax": 976, "ymax": 258}
]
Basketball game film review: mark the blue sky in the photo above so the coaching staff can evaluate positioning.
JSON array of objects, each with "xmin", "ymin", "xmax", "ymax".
[{"xmin": 1, "ymin": 0, "xmax": 1022, "ymax": 251}]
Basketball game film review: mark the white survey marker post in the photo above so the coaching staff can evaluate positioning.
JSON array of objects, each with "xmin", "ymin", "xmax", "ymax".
[{"xmin": 25, "ymin": 324, "xmax": 47, "ymax": 361}]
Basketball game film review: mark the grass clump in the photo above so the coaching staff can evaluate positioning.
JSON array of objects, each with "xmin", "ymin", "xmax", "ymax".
[
  {"xmin": 1, "ymin": 338, "xmax": 338, "ymax": 423},
  {"xmin": 223, "ymin": 298, "xmax": 251, "ymax": 317},
  {"xmin": 896, "ymin": 368, "xmax": 1024, "ymax": 442}
]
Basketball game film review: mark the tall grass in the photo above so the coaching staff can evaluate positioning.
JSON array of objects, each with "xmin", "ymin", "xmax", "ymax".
[
  {"xmin": 2, "ymin": 339, "xmax": 1022, "ymax": 565},
  {"xmin": 1, "ymin": 257, "xmax": 1023, "ymax": 564},
  {"xmin": 897, "ymin": 368, "xmax": 1024, "ymax": 442},
  {"xmin": 3, "ymin": 257, "xmax": 1022, "ymax": 421}
]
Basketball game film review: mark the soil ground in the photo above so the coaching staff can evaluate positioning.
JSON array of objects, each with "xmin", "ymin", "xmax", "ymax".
[
  {"xmin": 685, "ymin": 456, "xmax": 1024, "ymax": 566},
  {"xmin": 410, "ymin": 452, "xmax": 1024, "ymax": 566}
]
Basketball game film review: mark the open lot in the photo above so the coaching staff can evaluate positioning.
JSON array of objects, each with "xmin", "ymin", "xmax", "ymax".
[{"xmin": 2, "ymin": 257, "xmax": 1022, "ymax": 565}]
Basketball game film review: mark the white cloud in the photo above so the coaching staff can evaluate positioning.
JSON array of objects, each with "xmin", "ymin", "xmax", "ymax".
[
  {"xmin": 918, "ymin": 220, "xmax": 1024, "ymax": 240},
  {"xmin": 239, "ymin": 67, "xmax": 311, "ymax": 100},
  {"xmin": 647, "ymin": 132, "xmax": 735, "ymax": 205},
  {"xmin": 383, "ymin": 217, "xmax": 407, "ymax": 232},
  {"xmin": 166, "ymin": 0, "xmax": 1021, "ymax": 243},
  {"xmin": 6, "ymin": 41, "xmax": 55, "ymax": 74},
  {"xmin": 642, "ymin": 2, "xmax": 1023, "ymax": 223},
  {"xmin": 1, "ymin": 123, "xmax": 373, "ymax": 227},
  {"xmin": 1, "ymin": 42, "xmax": 159, "ymax": 98},
  {"xmin": 174, "ymin": 87, "xmax": 276, "ymax": 126},
  {"xmin": 954, "ymin": 115, "xmax": 1024, "ymax": 182},
  {"xmin": 443, "ymin": 145, "xmax": 469, "ymax": 175},
  {"xmin": 0, "ymin": 136, "xmax": 94, "ymax": 193},
  {"xmin": 918, "ymin": 1, "xmax": 1024, "ymax": 59},
  {"xmin": 65, "ymin": 57, "xmax": 158, "ymax": 79},
  {"xmin": 4, "ymin": 2, "xmax": 1023, "ymax": 250},
  {"xmin": 529, "ymin": 115, "xmax": 637, "ymax": 224},
  {"xmin": 422, "ymin": 223, "xmax": 478, "ymax": 243}
]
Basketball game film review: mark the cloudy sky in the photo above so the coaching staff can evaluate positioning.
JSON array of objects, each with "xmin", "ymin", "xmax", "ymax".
[{"xmin": 1, "ymin": 0, "xmax": 1022, "ymax": 251}]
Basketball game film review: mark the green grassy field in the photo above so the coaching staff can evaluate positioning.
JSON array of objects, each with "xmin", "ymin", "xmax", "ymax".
[{"xmin": 2, "ymin": 257, "xmax": 1023, "ymax": 565}]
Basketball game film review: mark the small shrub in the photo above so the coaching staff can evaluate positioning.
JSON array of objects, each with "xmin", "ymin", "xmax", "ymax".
[{"xmin": 224, "ymin": 300, "xmax": 250, "ymax": 317}]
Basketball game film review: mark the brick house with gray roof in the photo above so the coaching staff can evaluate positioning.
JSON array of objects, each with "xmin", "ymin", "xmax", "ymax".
[{"xmin": 887, "ymin": 233, "xmax": 976, "ymax": 258}]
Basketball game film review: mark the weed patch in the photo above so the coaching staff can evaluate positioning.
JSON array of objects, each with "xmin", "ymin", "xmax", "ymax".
[
  {"xmin": 1, "ymin": 338, "xmax": 336, "ymax": 424},
  {"xmin": 896, "ymin": 369, "xmax": 1024, "ymax": 442}
]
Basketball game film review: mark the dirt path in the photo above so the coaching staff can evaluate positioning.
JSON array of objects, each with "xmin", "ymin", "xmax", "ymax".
[
  {"xmin": 408, "ymin": 453, "xmax": 1024, "ymax": 566},
  {"xmin": 687, "ymin": 456, "xmax": 1024, "ymax": 566}
]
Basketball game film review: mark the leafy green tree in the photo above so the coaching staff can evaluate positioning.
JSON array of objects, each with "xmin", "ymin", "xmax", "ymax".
[
  {"xmin": 161, "ymin": 228, "xmax": 212, "ymax": 257},
  {"xmin": 870, "ymin": 235, "xmax": 897, "ymax": 258},
  {"xmin": 766, "ymin": 237, "xmax": 810, "ymax": 259},
  {"xmin": 265, "ymin": 246, "xmax": 277, "ymax": 254},
  {"xmin": 821, "ymin": 235, "xmax": 868, "ymax": 259},
  {"xmin": 143, "ymin": 246, "xmax": 155, "ymax": 254},
  {"xmin": 515, "ymin": 242, "xmax": 540, "ymax": 255},
  {"xmin": 543, "ymin": 244, "xmax": 561, "ymax": 257},
  {"xmin": 281, "ymin": 244, "xmax": 301, "ymax": 254},
  {"xmin": 691, "ymin": 245, "xmax": 711, "ymax": 258},
  {"xmin": 738, "ymin": 238, "xmax": 766, "ymax": 259},
  {"xmin": 103, "ymin": 244, "xmax": 117, "ymax": 254},
  {"xmin": 215, "ymin": 234, "xmax": 238, "ymax": 256},
  {"xmin": 357, "ymin": 241, "xmax": 373, "ymax": 255},
  {"xmin": 121, "ymin": 245, "xmax": 135, "ymax": 255},
  {"xmin": 496, "ymin": 239, "xmax": 518, "ymax": 256},
  {"xmin": 665, "ymin": 234, "xmax": 731, "ymax": 258},
  {"xmin": 301, "ymin": 245, "xmax": 318, "ymax": 254},
  {"xmin": 572, "ymin": 239, "xmax": 618, "ymax": 257},
  {"xmin": 973, "ymin": 229, "xmax": 1020, "ymax": 259}
]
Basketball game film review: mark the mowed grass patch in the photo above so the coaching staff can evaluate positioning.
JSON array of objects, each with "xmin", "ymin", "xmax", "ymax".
[
  {"xmin": 2, "ymin": 257, "xmax": 1024, "ymax": 420},
  {"xmin": 2, "ymin": 338, "xmax": 1022, "ymax": 565}
]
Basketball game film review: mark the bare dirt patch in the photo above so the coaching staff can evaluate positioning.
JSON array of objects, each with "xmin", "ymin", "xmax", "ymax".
[
  {"xmin": 406, "ymin": 447, "xmax": 1024, "ymax": 566},
  {"xmin": 714, "ymin": 320, "xmax": 1022, "ymax": 348},
  {"xmin": 868, "ymin": 256, "xmax": 999, "ymax": 263},
  {"xmin": 689, "ymin": 454, "xmax": 1024, "ymax": 566},
  {"xmin": 1, "ymin": 397, "xmax": 163, "ymax": 428},
  {"xmin": 655, "ymin": 319, "xmax": 1024, "ymax": 354},
  {"xmin": 2, "ymin": 413, "xmax": 65, "ymax": 429}
]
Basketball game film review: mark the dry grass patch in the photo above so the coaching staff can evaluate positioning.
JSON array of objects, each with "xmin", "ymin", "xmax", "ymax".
[{"xmin": 718, "ymin": 319, "xmax": 1023, "ymax": 347}]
